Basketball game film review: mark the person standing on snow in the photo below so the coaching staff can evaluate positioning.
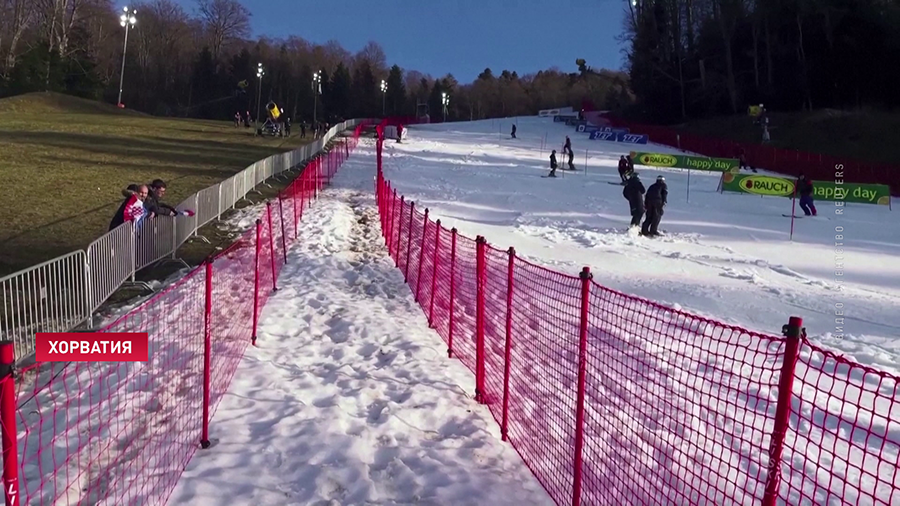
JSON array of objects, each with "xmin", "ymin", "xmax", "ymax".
[
  {"xmin": 623, "ymin": 172, "xmax": 645, "ymax": 228},
  {"xmin": 548, "ymin": 150, "xmax": 558, "ymax": 177},
  {"xmin": 797, "ymin": 174, "xmax": 817, "ymax": 216},
  {"xmin": 511, "ymin": 124, "xmax": 517, "ymax": 139},
  {"xmin": 564, "ymin": 136, "xmax": 572, "ymax": 157},
  {"xmin": 641, "ymin": 175, "xmax": 668, "ymax": 237},
  {"xmin": 626, "ymin": 154, "xmax": 635, "ymax": 175},
  {"xmin": 617, "ymin": 155, "xmax": 629, "ymax": 184}
]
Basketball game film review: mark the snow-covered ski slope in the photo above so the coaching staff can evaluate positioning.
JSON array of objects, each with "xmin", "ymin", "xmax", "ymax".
[
  {"xmin": 378, "ymin": 117, "xmax": 900, "ymax": 505},
  {"xmin": 382, "ymin": 116, "xmax": 900, "ymax": 373},
  {"xmin": 170, "ymin": 142, "xmax": 554, "ymax": 506}
]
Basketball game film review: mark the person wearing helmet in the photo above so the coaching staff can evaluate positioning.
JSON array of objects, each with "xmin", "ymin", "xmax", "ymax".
[
  {"xmin": 642, "ymin": 175, "xmax": 668, "ymax": 237},
  {"xmin": 622, "ymin": 172, "xmax": 645, "ymax": 228}
]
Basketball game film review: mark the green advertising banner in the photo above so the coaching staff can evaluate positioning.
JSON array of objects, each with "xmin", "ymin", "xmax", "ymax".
[
  {"xmin": 720, "ymin": 173, "xmax": 892, "ymax": 205},
  {"xmin": 630, "ymin": 151, "xmax": 740, "ymax": 172}
]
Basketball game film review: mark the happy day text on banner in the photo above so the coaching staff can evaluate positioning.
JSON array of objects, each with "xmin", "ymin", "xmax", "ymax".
[
  {"xmin": 720, "ymin": 173, "xmax": 891, "ymax": 205},
  {"xmin": 630, "ymin": 151, "xmax": 740, "ymax": 172}
]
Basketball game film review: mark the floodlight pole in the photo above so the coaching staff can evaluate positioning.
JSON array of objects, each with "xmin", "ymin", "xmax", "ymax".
[
  {"xmin": 256, "ymin": 63, "xmax": 265, "ymax": 131},
  {"xmin": 117, "ymin": 7, "xmax": 137, "ymax": 107}
]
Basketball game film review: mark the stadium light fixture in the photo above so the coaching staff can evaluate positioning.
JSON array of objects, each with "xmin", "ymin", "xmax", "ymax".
[
  {"xmin": 312, "ymin": 71, "xmax": 322, "ymax": 124},
  {"xmin": 441, "ymin": 92, "xmax": 449, "ymax": 122},
  {"xmin": 380, "ymin": 80, "xmax": 387, "ymax": 115},
  {"xmin": 116, "ymin": 7, "xmax": 137, "ymax": 108},
  {"xmin": 255, "ymin": 63, "xmax": 265, "ymax": 130}
]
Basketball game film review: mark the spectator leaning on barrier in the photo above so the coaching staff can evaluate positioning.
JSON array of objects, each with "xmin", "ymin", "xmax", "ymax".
[
  {"xmin": 145, "ymin": 179, "xmax": 179, "ymax": 217},
  {"xmin": 109, "ymin": 184, "xmax": 140, "ymax": 231},
  {"xmin": 123, "ymin": 185, "xmax": 152, "ymax": 230}
]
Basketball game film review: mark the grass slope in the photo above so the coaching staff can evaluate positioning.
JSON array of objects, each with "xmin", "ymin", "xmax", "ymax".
[
  {"xmin": 673, "ymin": 108, "xmax": 900, "ymax": 166},
  {"xmin": 0, "ymin": 92, "xmax": 308, "ymax": 277}
]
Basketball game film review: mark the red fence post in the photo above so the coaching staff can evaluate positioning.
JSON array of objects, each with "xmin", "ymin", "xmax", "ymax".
[
  {"xmin": 251, "ymin": 219, "xmax": 262, "ymax": 346},
  {"xmin": 394, "ymin": 195, "xmax": 404, "ymax": 266},
  {"xmin": 404, "ymin": 201, "xmax": 415, "ymax": 282},
  {"xmin": 266, "ymin": 202, "xmax": 278, "ymax": 291},
  {"xmin": 448, "ymin": 228, "xmax": 458, "ymax": 358},
  {"xmin": 201, "ymin": 260, "xmax": 213, "ymax": 449},
  {"xmin": 501, "ymin": 247, "xmax": 515, "ymax": 441},
  {"xmin": 415, "ymin": 209, "xmax": 429, "ymax": 302},
  {"xmin": 572, "ymin": 266, "xmax": 592, "ymax": 506},
  {"xmin": 291, "ymin": 183, "xmax": 299, "ymax": 237},
  {"xmin": 474, "ymin": 236, "xmax": 486, "ymax": 404},
  {"xmin": 302, "ymin": 168, "xmax": 309, "ymax": 219},
  {"xmin": 0, "ymin": 341, "xmax": 20, "ymax": 506},
  {"xmin": 762, "ymin": 316, "xmax": 803, "ymax": 506},
  {"xmin": 278, "ymin": 194, "xmax": 288, "ymax": 264},
  {"xmin": 428, "ymin": 220, "xmax": 441, "ymax": 328}
]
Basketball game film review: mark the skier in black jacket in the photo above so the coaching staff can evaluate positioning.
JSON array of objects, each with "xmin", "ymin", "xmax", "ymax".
[
  {"xmin": 642, "ymin": 175, "xmax": 668, "ymax": 236},
  {"xmin": 547, "ymin": 150, "xmax": 558, "ymax": 177},
  {"xmin": 623, "ymin": 173, "xmax": 645, "ymax": 227},
  {"xmin": 511, "ymin": 124, "xmax": 517, "ymax": 139}
]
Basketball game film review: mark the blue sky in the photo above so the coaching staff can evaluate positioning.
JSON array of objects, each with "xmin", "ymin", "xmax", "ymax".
[{"xmin": 166, "ymin": 0, "xmax": 629, "ymax": 82}]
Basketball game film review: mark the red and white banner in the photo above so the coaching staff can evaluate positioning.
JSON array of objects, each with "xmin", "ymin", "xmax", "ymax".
[{"xmin": 35, "ymin": 333, "xmax": 150, "ymax": 362}]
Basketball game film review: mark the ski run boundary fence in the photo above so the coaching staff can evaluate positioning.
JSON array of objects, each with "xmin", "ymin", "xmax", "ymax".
[
  {"xmin": 0, "ymin": 121, "xmax": 370, "ymax": 506},
  {"xmin": 0, "ymin": 119, "xmax": 369, "ymax": 363},
  {"xmin": 373, "ymin": 118, "xmax": 900, "ymax": 506}
]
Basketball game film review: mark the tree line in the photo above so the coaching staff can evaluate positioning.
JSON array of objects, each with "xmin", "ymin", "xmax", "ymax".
[
  {"xmin": 623, "ymin": 0, "xmax": 900, "ymax": 123},
  {"xmin": 0, "ymin": 0, "xmax": 632, "ymax": 124}
]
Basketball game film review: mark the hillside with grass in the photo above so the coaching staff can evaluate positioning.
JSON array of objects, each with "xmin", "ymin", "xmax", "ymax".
[
  {"xmin": 0, "ymin": 92, "xmax": 309, "ymax": 277},
  {"xmin": 670, "ymin": 109, "xmax": 900, "ymax": 167}
]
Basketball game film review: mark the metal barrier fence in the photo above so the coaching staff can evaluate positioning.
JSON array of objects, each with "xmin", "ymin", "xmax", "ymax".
[
  {"xmin": 0, "ymin": 119, "xmax": 371, "ymax": 361},
  {"xmin": 374, "ymin": 120, "xmax": 900, "ymax": 506},
  {"xmin": 0, "ymin": 123, "xmax": 367, "ymax": 506}
]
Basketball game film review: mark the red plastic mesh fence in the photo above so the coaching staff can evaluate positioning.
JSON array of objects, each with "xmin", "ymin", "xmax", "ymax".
[
  {"xmin": 1, "ymin": 125, "xmax": 368, "ymax": 506},
  {"xmin": 374, "ymin": 122, "xmax": 900, "ymax": 506}
]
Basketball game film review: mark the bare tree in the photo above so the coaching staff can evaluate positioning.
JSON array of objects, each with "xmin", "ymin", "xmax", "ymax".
[
  {"xmin": 0, "ymin": 0, "xmax": 36, "ymax": 74},
  {"xmin": 197, "ymin": 0, "xmax": 249, "ymax": 60}
]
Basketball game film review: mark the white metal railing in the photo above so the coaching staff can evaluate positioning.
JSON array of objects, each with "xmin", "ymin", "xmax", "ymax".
[{"xmin": 0, "ymin": 119, "xmax": 371, "ymax": 361}]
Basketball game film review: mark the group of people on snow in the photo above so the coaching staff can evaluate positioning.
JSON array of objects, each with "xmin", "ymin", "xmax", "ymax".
[
  {"xmin": 109, "ymin": 179, "xmax": 194, "ymax": 232},
  {"xmin": 546, "ymin": 136, "xmax": 577, "ymax": 177},
  {"xmin": 623, "ymin": 173, "xmax": 668, "ymax": 237}
]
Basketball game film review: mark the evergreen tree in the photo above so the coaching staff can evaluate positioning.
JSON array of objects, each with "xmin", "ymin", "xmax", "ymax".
[
  {"xmin": 385, "ymin": 65, "xmax": 406, "ymax": 116},
  {"xmin": 327, "ymin": 63, "xmax": 351, "ymax": 120},
  {"xmin": 351, "ymin": 60, "xmax": 378, "ymax": 117},
  {"xmin": 428, "ymin": 79, "xmax": 445, "ymax": 122}
]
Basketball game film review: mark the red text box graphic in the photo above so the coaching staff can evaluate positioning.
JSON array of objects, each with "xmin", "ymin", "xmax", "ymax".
[{"xmin": 35, "ymin": 333, "xmax": 149, "ymax": 362}]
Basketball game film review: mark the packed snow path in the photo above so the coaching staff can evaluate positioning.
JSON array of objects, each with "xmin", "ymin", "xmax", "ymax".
[{"xmin": 170, "ymin": 145, "xmax": 553, "ymax": 505}]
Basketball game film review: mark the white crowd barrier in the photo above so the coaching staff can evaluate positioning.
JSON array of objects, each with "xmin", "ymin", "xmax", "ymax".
[{"xmin": 0, "ymin": 119, "xmax": 371, "ymax": 361}]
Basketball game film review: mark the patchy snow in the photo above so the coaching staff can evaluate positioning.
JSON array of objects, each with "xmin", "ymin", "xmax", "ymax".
[{"xmin": 170, "ymin": 144, "xmax": 553, "ymax": 506}]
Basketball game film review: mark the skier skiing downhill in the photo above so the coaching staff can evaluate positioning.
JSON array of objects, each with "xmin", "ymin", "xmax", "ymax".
[
  {"xmin": 511, "ymin": 124, "xmax": 517, "ymax": 139},
  {"xmin": 797, "ymin": 174, "xmax": 817, "ymax": 216},
  {"xmin": 547, "ymin": 150, "xmax": 558, "ymax": 177},
  {"xmin": 641, "ymin": 176, "xmax": 668, "ymax": 237},
  {"xmin": 623, "ymin": 172, "xmax": 645, "ymax": 228}
]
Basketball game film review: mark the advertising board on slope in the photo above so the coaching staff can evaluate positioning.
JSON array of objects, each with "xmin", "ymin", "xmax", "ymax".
[
  {"xmin": 590, "ymin": 131, "xmax": 649, "ymax": 144},
  {"xmin": 554, "ymin": 114, "xmax": 579, "ymax": 123},
  {"xmin": 720, "ymin": 173, "xmax": 892, "ymax": 205},
  {"xmin": 631, "ymin": 151, "xmax": 738, "ymax": 171},
  {"xmin": 539, "ymin": 106, "xmax": 573, "ymax": 117}
]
